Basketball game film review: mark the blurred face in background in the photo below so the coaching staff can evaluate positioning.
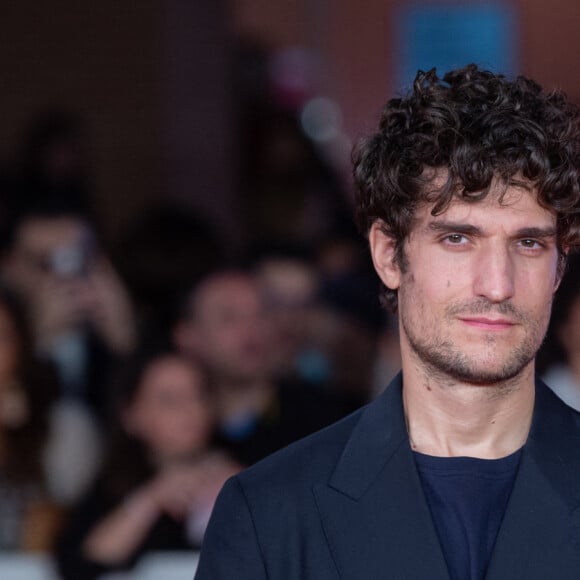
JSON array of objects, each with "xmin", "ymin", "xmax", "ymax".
[
  {"xmin": 176, "ymin": 273, "xmax": 272, "ymax": 384},
  {"xmin": 3, "ymin": 215, "xmax": 94, "ymax": 297},
  {"xmin": 256, "ymin": 257, "xmax": 319, "ymax": 374},
  {"xmin": 124, "ymin": 355, "xmax": 213, "ymax": 463}
]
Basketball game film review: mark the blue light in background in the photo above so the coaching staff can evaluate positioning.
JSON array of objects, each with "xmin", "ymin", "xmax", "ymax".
[{"xmin": 395, "ymin": 2, "xmax": 518, "ymax": 90}]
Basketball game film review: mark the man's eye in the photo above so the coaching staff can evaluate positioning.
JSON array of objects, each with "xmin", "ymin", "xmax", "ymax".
[
  {"xmin": 520, "ymin": 239, "xmax": 541, "ymax": 249},
  {"xmin": 445, "ymin": 234, "xmax": 466, "ymax": 244}
]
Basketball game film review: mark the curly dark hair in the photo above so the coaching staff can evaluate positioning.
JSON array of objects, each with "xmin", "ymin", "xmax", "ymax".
[{"xmin": 353, "ymin": 64, "xmax": 580, "ymax": 311}]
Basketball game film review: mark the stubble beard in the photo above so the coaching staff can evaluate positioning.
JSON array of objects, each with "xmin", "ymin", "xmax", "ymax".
[{"xmin": 401, "ymin": 298, "xmax": 550, "ymax": 387}]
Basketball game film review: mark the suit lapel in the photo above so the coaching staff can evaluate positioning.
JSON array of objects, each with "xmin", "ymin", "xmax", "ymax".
[
  {"xmin": 313, "ymin": 375, "xmax": 580, "ymax": 580},
  {"xmin": 313, "ymin": 374, "xmax": 450, "ymax": 580},
  {"xmin": 486, "ymin": 380, "xmax": 580, "ymax": 580}
]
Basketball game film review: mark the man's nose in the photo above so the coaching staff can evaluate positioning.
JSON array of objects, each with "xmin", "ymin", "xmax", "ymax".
[{"xmin": 472, "ymin": 245, "xmax": 515, "ymax": 303}]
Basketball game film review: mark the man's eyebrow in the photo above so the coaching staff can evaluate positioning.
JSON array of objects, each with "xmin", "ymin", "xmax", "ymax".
[
  {"xmin": 514, "ymin": 226, "xmax": 557, "ymax": 239},
  {"xmin": 426, "ymin": 222, "xmax": 482, "ymax": 235}
]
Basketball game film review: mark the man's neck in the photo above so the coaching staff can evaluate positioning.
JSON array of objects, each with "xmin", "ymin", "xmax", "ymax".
[{"xmin": 402, "ymin": 360, "xmax": 535, "ymax": 460}]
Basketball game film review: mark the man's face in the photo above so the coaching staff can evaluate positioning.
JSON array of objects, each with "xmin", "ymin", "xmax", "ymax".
[
  {"xmin": 182, "ymin": 274, "xmax": 272, "ymax": 383},
  {"xmin": 125, "ymin": 355, "xmax": 213, "ymax": 461},
  {"xmin": 375, "ymin": 183, "xmax": 560, "ymax": 385}
]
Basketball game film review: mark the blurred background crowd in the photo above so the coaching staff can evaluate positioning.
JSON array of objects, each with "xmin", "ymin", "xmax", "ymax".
[{"xmin": 1, "ymin": 1, "xmax": 580, "ymax": 578}]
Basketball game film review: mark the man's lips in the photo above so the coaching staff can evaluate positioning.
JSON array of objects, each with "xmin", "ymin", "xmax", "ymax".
[{"xmin": 459, "ymin": 317, "xmax": 516, "ymax": 330}]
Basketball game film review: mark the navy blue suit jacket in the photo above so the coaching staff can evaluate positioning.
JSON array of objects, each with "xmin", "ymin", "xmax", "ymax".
[{"xmin": 195, "ymin": 373, "xmax": 580, "ymax": 579}]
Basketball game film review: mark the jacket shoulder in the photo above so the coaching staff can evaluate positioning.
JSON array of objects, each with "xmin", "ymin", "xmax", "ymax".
[{"xmin": 237, "ymin": 404, "xmax": 366, "ymax": 493}]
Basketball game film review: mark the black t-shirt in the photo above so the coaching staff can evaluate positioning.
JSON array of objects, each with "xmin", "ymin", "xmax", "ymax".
[{"xmin": 414, "ymin": 448, "xmax": 522, "ymax": 580}]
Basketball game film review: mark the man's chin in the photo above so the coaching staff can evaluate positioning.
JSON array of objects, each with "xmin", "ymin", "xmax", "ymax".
[
  {"xmin": 431, "ymin": 356, "xmax": 535, "ymax": 386},
  {"xmin": 413, "ymin": 344, "xmax": 537, "ymax": 386}
]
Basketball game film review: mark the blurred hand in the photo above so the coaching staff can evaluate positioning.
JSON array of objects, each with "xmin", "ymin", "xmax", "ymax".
[
  {"xmin": 83, "ymin": 257, "xmax": 136, "ymax": 355},
  {"xmin": 32, "ymin": 275, "xmax": 93, "ymax": 350},
  {"xmin": 28, "ymin": 254, "xmax": 135, "ymax": 356},
  {"xmin": 82, "ymin": 453, "xmax": 240, "ymax": 563},
  {"xmin": 145, "ymin": 454, "xmax": 241, "ymax": 520}
]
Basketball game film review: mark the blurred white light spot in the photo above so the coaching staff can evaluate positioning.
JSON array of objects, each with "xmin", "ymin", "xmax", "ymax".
[{"xmin": 300, "ymin": 97, "xmax": 342, "ymax": 143}]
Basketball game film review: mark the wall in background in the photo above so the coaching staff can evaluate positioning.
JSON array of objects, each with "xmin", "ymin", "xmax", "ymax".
[
  {"xmin": 2, "ymin": 0, "xmax": 579, "ymax": 244},
  {"xmin": 232, "ymin": 0, "xmax": 580, "ymax": 145},
  {"xmin": 1, "ymin": 1, "xmax": 161, "ymax": 239}
]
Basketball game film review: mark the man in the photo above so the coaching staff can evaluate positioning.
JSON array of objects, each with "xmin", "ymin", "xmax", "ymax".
[
  {"xmin": 173, "ymin": 270, "xmax": 353, "ymax": 466},
  {"xmin": 194, "ymin": 65, "xmax": 580, "ymax": 580}
]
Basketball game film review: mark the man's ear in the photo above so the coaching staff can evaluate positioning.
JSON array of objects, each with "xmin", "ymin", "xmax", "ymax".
[{"xmin": 369, "ymin": 221, "xmax": 401, "ymax": 291}]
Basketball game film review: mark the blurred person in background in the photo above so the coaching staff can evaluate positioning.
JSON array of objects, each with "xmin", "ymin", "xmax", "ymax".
[
  {"xmin": 0, "ymin": 285, "xmax": 62, "ymax": 552},
  {"xmin": 316, "ymin": 229, "xmax": 393, "ymax": 403},
  {"xmin": 252, "ymin": 244, "xmax": 324, "ymax": 384},
  {"xmin": 240, "ymin": 107, "xmax": 353, "ymax": 249},
  {"xmin": 173, "ymin": 269, "xmax": 354, "ymax": 466},
  {"xmin": 314, "ymin": 229, "xmax": 403, "ymax": 399},
  {"xmin": 55, "ymin": 349, "xmax": 238, "ymax": 579},
  {"xmin": 112, "ymin": 202, "xmax": 224, "ymax": 340},
  {"xmin": 540, "ymin": 254, "xmax": 580, "ymax": 410},
  {"xmin": 0, "ymin": 208, "xmax": 136, "ymax": 424},
  {"xmin": 255, "ymin": 243, "xmax": 387, "ymax": 407}
]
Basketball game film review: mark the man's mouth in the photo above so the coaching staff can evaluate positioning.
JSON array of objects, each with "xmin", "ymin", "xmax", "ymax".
[{"xmin": 459, "ymin": 317, "xmax": 516, "ymax": 330}]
